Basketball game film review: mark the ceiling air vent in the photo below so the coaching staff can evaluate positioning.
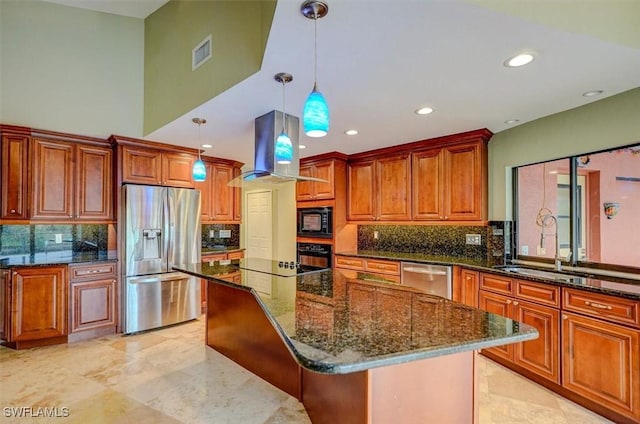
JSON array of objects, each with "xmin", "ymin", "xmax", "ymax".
[{"xmin": 192, "ymin": 35, "xmax": 212, "ymax": 71}]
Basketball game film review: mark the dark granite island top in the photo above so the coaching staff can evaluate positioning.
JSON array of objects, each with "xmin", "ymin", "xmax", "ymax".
[
  {"xmin": 175, "ymin": 261, "xmax": 539, "ymax": 423},
  {"xmin": 174, "ymin": 262, "xmax": 537, "ymax": 374}
]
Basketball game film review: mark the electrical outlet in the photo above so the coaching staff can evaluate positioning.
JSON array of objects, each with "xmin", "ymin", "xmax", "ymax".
[
  {"xmin": 465, "ymin": 234, "xmax": 481, "ymax": 245},
  {"xmin": 55, "ymin": 234, "xmax": 62, "ymax": 243},
  {"xmin": 219, "ymin": 230, "xmax": 231, "ymax": 238},
  {"xmin": 521, "ymin": 245, "xmax": 529, "ymax": 255},
  {"xmin": 373, "ymin": 231, "xmax": 379, "ymax": 240},
  {"xmin": 209, "ymin": 230, "xmax": 215, "ymax": 238}
]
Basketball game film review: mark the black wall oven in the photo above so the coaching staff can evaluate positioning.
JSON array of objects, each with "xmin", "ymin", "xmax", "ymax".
[
  {"xmin": 297, "ymin": 207, "xmax": 333, "ymax": 238},
  {"xmin": 297, "ymin": 242, "xmax": 332, "ymax": 269}
]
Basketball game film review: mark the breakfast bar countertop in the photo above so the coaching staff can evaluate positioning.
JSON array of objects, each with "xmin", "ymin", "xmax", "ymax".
[{"xmin": 174, "ymin": 262, "xmax": 538, "ymax": 374}]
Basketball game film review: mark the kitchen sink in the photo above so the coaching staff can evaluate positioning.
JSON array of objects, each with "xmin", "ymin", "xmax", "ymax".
[{"xmin": 494, "ymin": 266, "xmax": 587, "ymax": 284}]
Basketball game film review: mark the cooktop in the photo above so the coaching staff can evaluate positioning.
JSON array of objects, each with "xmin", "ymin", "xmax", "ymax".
[{"xmin": 230, "ymin": 258, "xmax": 329, "ymax": 277}]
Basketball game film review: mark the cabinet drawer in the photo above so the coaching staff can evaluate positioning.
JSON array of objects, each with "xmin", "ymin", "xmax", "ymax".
[
  {"xmin": 335, "ymin": 256, "xmax": 365, "ymax": 270},
  {"xmin": 563, "ymin": 288, "xmax": 640, "ymax": 328},
  {"xmin": 227, "ymin": 251, "xmax": 244, "ymax": 260},
  {"xmin": 515, "ymin": 279, "xmax": 560, "ymax": 308},
  {"xmin": 365, "ymin": 259, "xmax": 400, "ymax": 275},
  {"xmin": 202, "ymin": 253, "xmax": 228, "ymax": 264},
  {"xmin": 480, "ymin": 273, "xmax": 514, "ymax": 295},
  {"xmin": 69, "ymin": 262, "xmax": 116, "ymax": 281}
]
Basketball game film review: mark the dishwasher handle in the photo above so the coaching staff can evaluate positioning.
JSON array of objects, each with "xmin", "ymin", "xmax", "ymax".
[{"xmin": 402, "ymin": 266, "xmax": 448, "ymax": 275}]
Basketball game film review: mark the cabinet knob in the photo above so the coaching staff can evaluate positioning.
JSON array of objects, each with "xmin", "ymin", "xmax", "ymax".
[
  {"xmin": 513, "ymin": 301, "xmax": 519, "ymax": 306},
  {"xmin": 505, "ymin": 299, "xmax": 512, "ymax": 304},
  {"xmin": 69, "ymin": 214, "xmax": 73, "ymax": 218},
  {"xmin": 10, "ymin": 209, "xmax": 16, "ymax": 213},
  {"xmin": 466, "ymin": 276, "xmax": 471, "ymax": 281},
  {"xmin": 562, "ymin": 315, "xmax": 568, "ymax": 320}
]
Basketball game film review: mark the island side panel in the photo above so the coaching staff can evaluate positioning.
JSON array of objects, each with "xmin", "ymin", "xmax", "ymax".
[{"xmin": 206, "ymin": 281, "xmax": 302, "ymax": 399}]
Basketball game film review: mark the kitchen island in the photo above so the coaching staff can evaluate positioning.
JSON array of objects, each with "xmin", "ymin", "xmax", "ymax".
[{"xmin": 174, "ymin": 261, "xmax": 537, "ymax": 423}]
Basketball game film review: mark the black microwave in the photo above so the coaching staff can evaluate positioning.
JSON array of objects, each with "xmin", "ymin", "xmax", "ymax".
[{"xmin": 297, "ymin": 207, "xmax": 333, "ymax": 238}]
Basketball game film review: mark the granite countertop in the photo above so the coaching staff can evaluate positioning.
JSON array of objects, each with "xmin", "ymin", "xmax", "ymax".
[
  {"xmin": 336, "ymin": 250, "xmax": 640, "ymax": 300},
  {"xmin": 201, "ymin": 246, "xmax": 243, "ymax": 255},
  {"xmin": 173, "ymin": 262, "xmax": 538, "ymax": 374},
  {"xmin": 0, "ymin": 251, "xmax": 118, "ymax": 268}
]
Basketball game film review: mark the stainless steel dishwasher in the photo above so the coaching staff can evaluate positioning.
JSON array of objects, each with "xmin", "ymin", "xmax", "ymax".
[{"xmin": 401, "ymin": 262, "xmax": 452, "ymax": 299}]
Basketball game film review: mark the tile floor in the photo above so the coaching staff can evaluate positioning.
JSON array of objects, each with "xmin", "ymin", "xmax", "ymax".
[{"xmin": 1, "ymin": 317, "xmax": 612, "ymax": 424}]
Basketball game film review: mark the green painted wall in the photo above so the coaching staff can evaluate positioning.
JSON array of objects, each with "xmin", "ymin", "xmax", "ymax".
[
  {"xmin": 0, "ymin": 0, "xmax": 144, "ymax": 137},
  {"xmin": 144, "ymin": 0, "xmax": 276, "ymax": 135},
  {"xmin": 488, "ymin": 87, "xmax": 640, "ymax": 220}
]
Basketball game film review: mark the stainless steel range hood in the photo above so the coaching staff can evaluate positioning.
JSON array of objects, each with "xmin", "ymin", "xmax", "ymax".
[{"xmin": 228, "ymin": 110, "xmax": 326, "ymax": 187}]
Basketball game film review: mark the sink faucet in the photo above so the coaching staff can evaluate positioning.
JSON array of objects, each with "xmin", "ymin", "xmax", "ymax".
[{"xmin": 539, "ymin": 214, "xmax": 568, "ymax": 271}]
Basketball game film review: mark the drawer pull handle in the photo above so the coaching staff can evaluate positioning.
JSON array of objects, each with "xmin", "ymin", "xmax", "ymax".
[{"xmin": 585, "ymin": 301, "xmax": 612, "ymax": 310}]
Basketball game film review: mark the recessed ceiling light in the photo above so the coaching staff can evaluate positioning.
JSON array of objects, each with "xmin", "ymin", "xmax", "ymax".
[
  {"xmin": 504, "ymin": 119, "xmax": 519, "ymax": 124},
  {"xmin": 415, "ymin": 107, "xmax": 434, "ymax": 115},
  {"xmin": 582, "ymin": 90, "xmax": 603, "ymax": 97},
  {"xmin": 299, "ymin": 144, "xmax": 307, "ymax": 149},
  {"xmin": 504, "ymin": 53, "xmax": 534, "ymax": 68},
  {"xmin": 201, "ymin": 144, "xmax": 213, "ymax": 148},
  {"xmin": 345, "ymin": 129, "xmax": 358, "ymax": 135}
]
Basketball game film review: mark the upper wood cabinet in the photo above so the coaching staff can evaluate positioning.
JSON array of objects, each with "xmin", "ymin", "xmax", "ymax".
[
  {"xmin": 297, "ymin": 159, "xmax": 335, "ymax": 201},
  {"xmin": 413, "ymin": 140, "xmax": 487, "ymax": 221},
  {"xmin": 32, "ymin": 138, "xmax": 112, "ymax": 221},
  {"xmin": 121, "ymin": 146, "xmax": 195, "ymax": 188},
  {"xmin": 194, "ymin": 159, "xmax": 243, "ymax": 223},
  {"xmin": 1, "ymin": 129, "xmax": 30, "ymax": 220},
  {"xmin": 348, "ymin": 153, "xmax": 411, "ymax": 221}
]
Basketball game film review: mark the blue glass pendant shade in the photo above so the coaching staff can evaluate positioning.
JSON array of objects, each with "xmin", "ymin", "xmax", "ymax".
[
  {"xmin": 303, "ymin": 83, "xmax": 329, "ymax": 137},
  {"xmin": 192, "ymin": 158, "xmax": 207, "ymax": 182},
  {"xmin": 275, "ymin": 131, "xmax": 293, "ymax": 164}
]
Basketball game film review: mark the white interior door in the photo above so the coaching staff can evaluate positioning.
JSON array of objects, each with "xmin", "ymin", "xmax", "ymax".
[{"xmin": 245, "ymin": 190, "xmax": 273, "ymax": 259}]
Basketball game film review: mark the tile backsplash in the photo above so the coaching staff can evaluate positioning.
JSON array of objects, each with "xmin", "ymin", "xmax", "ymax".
[
  {"xmin": 0, "ymin": 224, "xmax": 109, "ymax": 262},
  {"xmin": 201, "ymin": 224, "xmax": 240, "ymax": 249}
]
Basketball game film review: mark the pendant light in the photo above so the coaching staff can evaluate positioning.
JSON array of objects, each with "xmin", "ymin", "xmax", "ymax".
[
  {"xmin": 301, "ymin": 0, "xmax": 329, "ymax": 138},
  {"xmin": 274, "ymin": 72, "xmax": 293, "ymax": 164},
  {"xmin": 191, "ymin": 118, "xmax": 207, "ymax": 182}
]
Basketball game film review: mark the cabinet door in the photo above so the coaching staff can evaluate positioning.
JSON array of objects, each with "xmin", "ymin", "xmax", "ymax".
[
  {"xmin": 70, "ymin": 278, "xmax": 116, "ymax": 332},
  {"xmin": 313, "ymin": 160, "xmax": 335, "ymax": 200},
  {"xmin": 211, "ymin": 164, "xmax": 234, "ymax": 220},
  {"xmin": 122, "ymin": 147, "xmax": 162, "ymax": 185},
  {"xmin": 478, "ymin": 290, "xmax": 514, "ymax": 361},
  {"xmin": 10, "ymin": 266, "xmax": 67, "ymax": 341},
  {"xmin": 514, "ymin": 300, "xmax": 560, "ymax": 384},
  {"xmin": 162, "ymin": 152, "xmax": 195, "ymax": 188},
  {"xmin": 195, "ymin": 161, "xmax": 214, "ymax": 222},
  {"xmin": 1, "ymin": 133, "xmax": 30, "ymax": 220},
  {"xmin": 296, "ymin": 163, "xmax": 315, "ymax": 201},
  {"xmin": 444, "ymin": 143, "xmax": 484, "ymax": 221},
  {"xmin": 76, "ymin": 145, "xmax": 112, "ymax": 220},
  {"xmin": 31, "ymin": 139, "xmax": 74, "ymax": 219},
  {"xmin": 232, "ymin": 167, "xmax": 242, "ymax": 222},
  {"xmin": 412, "ymin": 148, "xmax": 444, "ymax": 220},
  {"xmin": 377, "ymin": 154, "xmax": 411, "ymax": 220},
  {"xmin": 348, "ymin": 160, "xmax": 376, "ymax": 220},
  {"xmin": 563, "ymin": 312, "xmax": 640, "ymax": 420},
  {"xmin": 460, "ymin": 269, "xmax": 479, "ymax": 308},
  {"xmin": 295, "ymin": 297, "xmax": 335, "ymax": 341}
]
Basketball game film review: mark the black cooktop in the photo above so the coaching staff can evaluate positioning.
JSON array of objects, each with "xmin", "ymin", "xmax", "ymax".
[{"xmin": 230, "ymin": 258, "xmax": 328, "ymax": 277}]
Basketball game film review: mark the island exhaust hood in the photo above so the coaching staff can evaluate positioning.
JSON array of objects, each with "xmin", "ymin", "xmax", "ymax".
[{"xmin": 228, "ymin": 110, "xmax": 326, "ymax": 187}]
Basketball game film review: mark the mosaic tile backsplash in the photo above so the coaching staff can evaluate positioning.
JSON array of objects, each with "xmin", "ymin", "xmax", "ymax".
[
  {"xmin": 201, "ymin": 224, "xmax": 240, "ymax": 249},
  {"xmin": 0, "ymin": 224, "xmax": 109, "ymax": 262},
  {"xmin": 357, "ymin": 222, "xmax": 513, "ymax": 264}
]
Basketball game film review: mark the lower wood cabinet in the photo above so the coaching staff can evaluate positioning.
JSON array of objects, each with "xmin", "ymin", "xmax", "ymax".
[
  {"xmin": 200, "ymin": 251, "xmax": 244, "ymax": 311},
  {"xmin": 68, "ymin": 262, "xmax": 117, "ymax": 340},
  {"xmin": 3, "ymin": 266, "xmax": 68, "ymax": 349},
  {"xmin": 335, "ymin": 255, "xmax": 401, "ymax": 283}
]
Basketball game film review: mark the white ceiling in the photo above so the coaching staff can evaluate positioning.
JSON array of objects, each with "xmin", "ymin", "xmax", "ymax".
[{"xmin": 46, "ymin": 0, "xmax": 640, "ymax": 167}]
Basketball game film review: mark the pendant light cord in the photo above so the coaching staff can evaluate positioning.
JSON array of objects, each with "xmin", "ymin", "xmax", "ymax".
[
  {"xmin": 313, "ymin": 7, "xmax": 318, "ymax": 84},
  {"xmin": 281, "ymin": 79, "xmax": 287, "ymax": 132}
]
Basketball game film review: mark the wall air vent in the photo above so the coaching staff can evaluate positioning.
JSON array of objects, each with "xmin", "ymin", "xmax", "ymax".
[{"xmin": 192, "ymin": 35, "xmax": 212, "ymax": 71}]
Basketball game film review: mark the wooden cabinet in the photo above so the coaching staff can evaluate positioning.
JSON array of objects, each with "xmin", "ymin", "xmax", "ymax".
[
  {"xmin": 295, "ymin": 297, "xmax": 335, "ymax": 341},
  {"xmin": 121, "ymin": 146, "xmax": 195, "ymax": 188},
  {"xmin": 297, "ymin": 159, "xmax": 335, "ymax": 201},
  {"xmin": 347, "ymin": 153, "xmax": 411, "ymax": 221},
  {"xmin": 196, "ymin": 161, "xmax": 242, "ymax": 223},
  {"xmin": 32, "ymin": 138, "xmax": 112, "ymax": 221},
  {"xmin": 1, "ymin": 131, "xmax": 30, "ymax": 220},
  {"xmin": 68, "ymin": 262, "xmax": 117, "ymax": 340},
  {"xmin": 3, "ymin": 266, "xmax": 68, "ymax": 349},
  {"xmin": 458, "ymin": 268, "xmax": 479, "ymax": 308},
  {"xmin": 561, "ymin": 289, "xmax": 640, "ymax": 421},
  {"xmin": 335, "ymin": 255, "xmax": 401, "ymax": 283},
  {"xmin": 412, "ymin": 141, "xmax": 487, "ymax": 221},
  {"xmin": 478, "ymin": 273, "xmax": 561, "ymax": 384},
  {"xmin": 200, "ymin": 251, "xmax": 244, "ymax": 311}
]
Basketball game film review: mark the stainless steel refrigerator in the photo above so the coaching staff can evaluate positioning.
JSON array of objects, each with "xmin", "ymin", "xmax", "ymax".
[{"xmin": 122, "ymin": 185, "xmax": 201, "ymax": 334}]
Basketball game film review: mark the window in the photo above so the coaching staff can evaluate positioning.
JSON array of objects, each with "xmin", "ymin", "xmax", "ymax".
[{"xmin": 515, "ymin": 144, "xmax": 640, "ymax": 271}]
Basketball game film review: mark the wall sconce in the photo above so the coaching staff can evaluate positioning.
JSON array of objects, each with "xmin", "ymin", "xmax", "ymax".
[{"xmin": 603, "ymin": 202, "xmax": 620, "ymax": 219}]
